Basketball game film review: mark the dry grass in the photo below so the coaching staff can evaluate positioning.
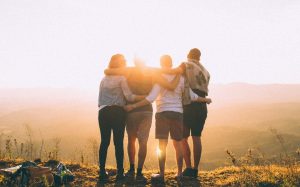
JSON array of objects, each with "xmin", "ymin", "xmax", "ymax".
[
  {"xmin": 0, "ymin": 125, "xmax": 299, "ymax": 186},
  {"xmin": 0, "ymin": 160, "xmax": 299, "ymax": 186},
  {"xmin": 54, "ymin": 164, "xmax": 300, "ymax": 186}
]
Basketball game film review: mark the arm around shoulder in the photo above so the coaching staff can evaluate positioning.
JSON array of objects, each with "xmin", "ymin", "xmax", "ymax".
[
  {"xmin": 124, "ymin": 84, "xmax": 160, "ymax": 112},
  {"xmin": 154, "ymin": 74, "xmax": 180, "ymax": 91},
  {"xmin": 160, "ymin": 65, "xmax": 184, "ymax": 75},
  {"xmin": 104, "ymin": 68, "xmax": 129, "ymax": 77}
]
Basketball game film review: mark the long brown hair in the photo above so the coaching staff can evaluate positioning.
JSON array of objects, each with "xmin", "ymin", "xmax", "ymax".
[{"xmin": 108, "ymin": 54, "xmax": 126, "ymax": 69}]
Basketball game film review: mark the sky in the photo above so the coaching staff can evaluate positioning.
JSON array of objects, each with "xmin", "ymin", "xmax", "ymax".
[{"xmin": 0, "ymin": 0, "xmax": 300, "ymax": 89}]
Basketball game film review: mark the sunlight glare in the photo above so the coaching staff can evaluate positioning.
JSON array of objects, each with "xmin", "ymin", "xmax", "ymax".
[{"xmin": 156, "ymin": 147, "xmax": 161, "ymax": 157}]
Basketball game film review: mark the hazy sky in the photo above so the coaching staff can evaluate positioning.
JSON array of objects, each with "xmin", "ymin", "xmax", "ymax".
[{"xmin": 1, "ymin": 0, "xmax": 299, "ymax": 89}]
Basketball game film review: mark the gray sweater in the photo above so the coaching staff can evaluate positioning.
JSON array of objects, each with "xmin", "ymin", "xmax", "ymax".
[{"xmin": 98, "ymin": 76, "xmax": 136, "ymax": 110}]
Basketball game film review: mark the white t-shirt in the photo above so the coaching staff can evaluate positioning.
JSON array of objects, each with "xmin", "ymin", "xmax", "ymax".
[{"xmin": 146, "ymin": 74, "xmax": 198, "ymax": 113}]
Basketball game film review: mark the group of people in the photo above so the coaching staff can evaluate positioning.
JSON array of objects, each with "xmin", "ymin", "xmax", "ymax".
[{"xmin": 97, "ymin": 48, "xmax": 211, "ymax": 183}]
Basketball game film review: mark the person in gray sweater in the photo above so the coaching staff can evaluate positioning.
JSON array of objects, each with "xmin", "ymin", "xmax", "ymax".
[{"xmin": 98, "ymin": 54, "xmax": 144, "ymax": 182}]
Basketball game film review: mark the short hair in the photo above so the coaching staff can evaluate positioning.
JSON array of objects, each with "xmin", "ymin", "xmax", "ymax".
[
  {"xmin": 187, "ymin": 48, "xmax": 201, "ymax": 61},
  {"xmin": 108, "ymin": 54, "xmax": 126, "ymax": 69},
  {"xmin": 160, "ymin": 55, "xmax": 172, "ymax": 67}
]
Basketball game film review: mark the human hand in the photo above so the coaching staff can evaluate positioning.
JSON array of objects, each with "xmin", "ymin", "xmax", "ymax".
[
  {"xmin": 124, "ymin": 104, "xmax": 135, "ymax": 112},
  {"xmin": 206, "ymin": 98, "xmax": 212, "ymax": 104}
]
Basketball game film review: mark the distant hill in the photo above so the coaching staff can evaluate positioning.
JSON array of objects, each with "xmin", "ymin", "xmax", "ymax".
[
  {"xmin": 0, "ymin": 83, "xmax": 299, "ymax": 169},
  {"xmin": 1, "ymin": 83, "xmax": 300, "ymax": 113},
  {"xmin": 0, "ymin": 88, "xmax": 95, "ymax": 117},
  {"xmin": 209, "ymin": 83, "xmax": 300, "ymax": 107},
  {"xmin": 1, "ymin": 83, "xmax": 299, "ymax": 135}
]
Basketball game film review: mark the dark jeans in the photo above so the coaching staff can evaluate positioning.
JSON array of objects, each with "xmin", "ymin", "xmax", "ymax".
[{"xmin": 98, "ymin": 106, "xmax": 126, "ymax": 172}]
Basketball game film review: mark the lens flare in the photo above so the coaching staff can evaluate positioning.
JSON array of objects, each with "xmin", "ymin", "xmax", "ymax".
[{"xmin": 156, "ymin": 147, "xmax": 161, "ymax": 157}]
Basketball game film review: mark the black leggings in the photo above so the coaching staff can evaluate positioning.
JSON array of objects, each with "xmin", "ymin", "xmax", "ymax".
[{"xmin": 98, "ymin": 106, "xmax": 127, "ymax": 171}]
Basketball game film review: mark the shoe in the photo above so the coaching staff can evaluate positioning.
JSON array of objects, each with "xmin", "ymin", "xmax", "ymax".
[
  {"xmin": 116, "ymin": 168, "xmax": 125, "ymax": 181},
  {"xmin": 98, "ymin": 171, "xmax": 109, "ymax": 182},
  {"xmin": 151, "ymin": 173, "xmax": 164, "ymax": 183},
  {"xmin": 175, "ymin": 174, "xmax": 183, "ymax": 181},
  {"xmin": 125, "ymin": 169, "xmax": 135, "ymax": 178},
  {"xmin": 116, "ymin": 173, "xmax": 125, "ymax": 181},
  {"xmin": 193, "ymin": 169, "xmax": 198, "ymax": 179},
  {"xmin": 136, "ymin": 173, "xmax": 147, "ymax": 183},
  {"xmin": 182, "ymin": 168, "xmax": 194, "ymax": 178}
]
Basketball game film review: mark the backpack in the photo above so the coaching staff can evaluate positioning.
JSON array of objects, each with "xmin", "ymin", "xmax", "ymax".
[{"xmin": 1, "ymin": 161, "xmax": 54, "ymax": 186}]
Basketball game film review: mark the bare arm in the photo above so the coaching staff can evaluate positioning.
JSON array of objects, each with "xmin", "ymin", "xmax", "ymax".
[
  {"xmin": 134, "ymin": 95, "xmax": 146, "ymax": 102},
  {"xmin": 153, "ymin": 74, "xmax": 180, "ymax": 91},
  {"xmin": 193, "ymin": 97, "xmax": 212, "ymax": 104},
  {"xmin": 124, "ymin": 99, "xmax": 151, "ymax": 112},
  {"xmin": 120, "ymin": 77, "xmax": 137, "ymax": 102},
  {"xmin": 159, "ymin": 64, "xmax": 184, "ymax": 75},
  {"xmin": 104, "ymin": 67, "xmax": 132, "ymax": 77},
  {"xmin": 190, "ymin": 88, "xmax": 212, "ymax": 104},
  {"xmin": 124, "ymin": 84, "xmax": 160, "ymax": 112}
]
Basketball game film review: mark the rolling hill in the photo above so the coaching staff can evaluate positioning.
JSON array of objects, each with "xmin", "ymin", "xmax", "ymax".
[{"xmin": 0, "ymin": 83, "xmax": 299, "ymax": 170}]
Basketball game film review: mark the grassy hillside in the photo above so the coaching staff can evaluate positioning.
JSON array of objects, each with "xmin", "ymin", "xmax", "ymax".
[
  {"xmin": 65, "ymin": 165, "xmax": 300, "ymax": 186},
  {"xmin": 0, "ymin": 161, "xmax": 299, "ymax": 186}
]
